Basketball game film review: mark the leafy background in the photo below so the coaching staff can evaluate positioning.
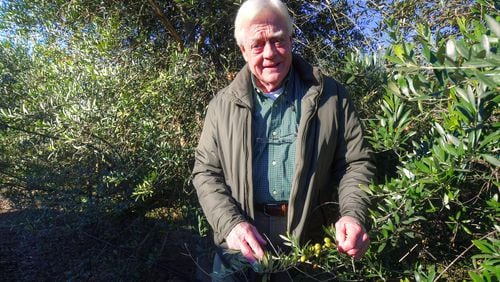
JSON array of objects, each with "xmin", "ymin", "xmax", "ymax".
[{"xmin": 0, "ymin": 0, "xmax": 498, "ymax": 280}]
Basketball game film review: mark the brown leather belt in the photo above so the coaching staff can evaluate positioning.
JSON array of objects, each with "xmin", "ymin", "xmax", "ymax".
[{"xmin": 255, "ymin": 202, "xmax": 288, "ymax": 217}]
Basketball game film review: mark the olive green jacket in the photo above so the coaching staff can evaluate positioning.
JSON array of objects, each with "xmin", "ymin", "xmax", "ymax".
[{"xmin": 192, "ymin": 55, "xmax": 375, "ymax": 246}]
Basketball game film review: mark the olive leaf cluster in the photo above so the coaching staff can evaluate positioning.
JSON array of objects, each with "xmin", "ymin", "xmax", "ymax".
[
  {"xmin": 0, "ymin": 0, "xmax": 498, "ymax": 280},
  {"xmin": 245, "ymin": 10, "xmax": 499, "ymax": 282},
  {"xmin": 0, "ymin": 2, "xmax": 220, "ymax": 215}
]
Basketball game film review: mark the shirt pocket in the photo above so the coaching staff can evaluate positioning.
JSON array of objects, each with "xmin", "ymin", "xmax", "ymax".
[{"xmin": 256, "ymin": 130, "xmax": 297, "ymax": 145}]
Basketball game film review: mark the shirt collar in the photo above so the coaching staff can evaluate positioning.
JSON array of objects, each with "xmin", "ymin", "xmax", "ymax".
[{"xmin": 251, "ymin": 67, "xmax": 293, "ymax": 99}]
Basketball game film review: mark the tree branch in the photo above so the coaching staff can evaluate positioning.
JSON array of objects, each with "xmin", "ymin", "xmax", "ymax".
[
  {"xmin": 147, "ymin": 0, "xmax": 184, "ymax": 51},
  {"xmin": 434, "ymin": 230, "xmax": 499, "ymax": 281}
]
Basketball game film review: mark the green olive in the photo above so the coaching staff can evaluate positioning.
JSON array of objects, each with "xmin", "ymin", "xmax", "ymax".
[
  {"xmin": 300, "ymin": 255, "xmax": 307, "ymax": 263},
  {"xmin": 314, "ymin": 243, "xmax": 321, "ymax": 251}
]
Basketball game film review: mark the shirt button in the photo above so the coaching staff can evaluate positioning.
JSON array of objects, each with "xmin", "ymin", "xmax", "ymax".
[
  {"xmin": 272, "ymin": 131, "xmax": 277, "ymax": 136},
  {"xmin": 272, "ymin": 190, "xmax": 278, "ymax": 195},
  {"xmin": 272, "ymin": 160, "xmax": 277, "ymax": 166}
]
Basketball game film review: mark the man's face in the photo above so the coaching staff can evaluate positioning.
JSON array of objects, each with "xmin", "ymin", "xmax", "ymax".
[{"xmin": 239, "ymin": 11, "xmax": 292, "ymax": 93}]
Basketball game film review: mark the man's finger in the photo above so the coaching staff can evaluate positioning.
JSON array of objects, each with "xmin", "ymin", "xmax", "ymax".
[
  {"xmin": 345, "ymin": 230, "xmax": 370, "ymax": 259},
  {"xmin": 245, "ymin": 233, "xmax": 264, "ymax": 260},
  {"xmin": 225, "ymin": 222, "xmax": 266, "ymax": 262},
  {"xmin": 335, "ymin": 221, "xmax": 347, "ymax": 251},
  {"xmin": 239, "ymin": 240, "xmax": 256, "ymax": 263},
  {"xmin": 341, "ymin": 223, "xmax": 362, "ymax": 250}
]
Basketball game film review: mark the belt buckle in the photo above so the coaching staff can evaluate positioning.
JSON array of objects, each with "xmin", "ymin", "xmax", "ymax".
[
  {"xmin": 263, "ymin": 204, "xmax": 276, "ymax": 216},
  {"xmin": 263, "ymin": 203, "xmax": 286, "ymax": 217}
]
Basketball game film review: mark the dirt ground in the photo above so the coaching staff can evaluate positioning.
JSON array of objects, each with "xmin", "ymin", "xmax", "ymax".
[{"xmin": 0, "ymin": 196, "xmax": 213, "ymax": 281}]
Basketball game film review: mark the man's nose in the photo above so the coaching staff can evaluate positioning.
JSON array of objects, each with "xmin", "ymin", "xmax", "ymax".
[{"xmin": 263, "ymin": 41, "xmax": 277, "ymax": 59}]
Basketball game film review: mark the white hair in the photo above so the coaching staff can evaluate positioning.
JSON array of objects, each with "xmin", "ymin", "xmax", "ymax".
[{"xmin": 234, "ymin": 0, "xmax": 294, "ymax": 46}]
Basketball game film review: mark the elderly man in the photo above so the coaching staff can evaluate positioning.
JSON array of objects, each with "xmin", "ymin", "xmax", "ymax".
[{"xmin": 192, "ymin": 0, "xmax": 375, "ymax": 280}]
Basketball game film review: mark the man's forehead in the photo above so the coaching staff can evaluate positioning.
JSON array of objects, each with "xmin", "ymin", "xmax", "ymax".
[
  {"xmin": 251, "ymin": 12, "xmax": 284, "ymax": 24},
  {"xmin": 248, "ymin": 29, "xmax": 285, "ymax": 42}
]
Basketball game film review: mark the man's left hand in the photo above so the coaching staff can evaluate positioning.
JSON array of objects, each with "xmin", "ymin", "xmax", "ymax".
[{"xmin": 335, "ymin": 215, "xmax": 370, "ymax": 259}]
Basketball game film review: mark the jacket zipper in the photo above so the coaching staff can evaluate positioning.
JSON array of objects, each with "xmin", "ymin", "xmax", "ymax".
[{"xmin": 288, "ymin": 80, "xmax": 322, "ymax": 233}]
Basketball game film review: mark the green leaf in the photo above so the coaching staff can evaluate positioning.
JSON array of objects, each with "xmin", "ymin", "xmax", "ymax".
[
  {"xmin": 456, "ymin": 105, "xmax": 475, "ymax": 123},
  {"xmin": 377, "ymin": 242, "xmax": 387, "ymax": 253},
  {"xmin": 386, "ymin": 55, "xmax": 405, "ymax": 65},
  {"xmin": 463, "ymin": 58, "xmax": 496, "ymax": 68},
  {"xmin": 485, "ymin": 15, "xmax": 500, "ymax": 38},
  {"xmin": 472, "ymin": 70, "xmax": 498, "ymax": 89},
  {"xmin": 481, "ymin": 154, "xmax": 500, "ymax": 167},
  {"xmin": 472, "ymin": 239, "xmax": 495, "ymax": 254},
  {"xmin": 414, "ymin": 160, "xmax": 430, "ymax": 173},
  {"xmin": 434, "ymin": 122, "xmax": 446, "ymax": 136},
  {"xmin": 461, "ymin": 225, "xmax": 473, "ymax": 235},
  {"xmin": 479, "ymin": 132, "xmax": 500, "ymax": 149},
  {"xmin": 468, "ymin": 271, "xmax": 482, "ymax": 282},
  {"xmin": 455, "ymin": 40, "xmax": 470, "ymax": 58},
  {"xmin": 457, "ymin": 17, "xmax": 467, "ymax": 35},
  {"xmin": 404, "ymin": 231, "xmax": 415, "ymax": 238},
  {"xmin": 394, "ymin": 44, "xmax": 404, "ymax": 59},
  {"xmin": 446, "ymin": 39, "xmax": 457, "ymax": 61},
  {"xmin": 456, "ymin": 87, "xmax": 471, "ymax": 104},
  {"xmin": 421, "ymin": 43, "xmax": 432, "ymax": 62},
  {"xmin": 387, "ymin": 81, "xmax": 401, "ymax": 95}
]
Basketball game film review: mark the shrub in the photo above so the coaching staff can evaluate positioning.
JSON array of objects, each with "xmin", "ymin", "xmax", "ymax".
[
  {"xmin": 246, "ymin": 14, "xmax": 499, "ymax": 281},
  {"xmin": 0, "ymin": 12, "xmax": 219, "ymax": 215}
]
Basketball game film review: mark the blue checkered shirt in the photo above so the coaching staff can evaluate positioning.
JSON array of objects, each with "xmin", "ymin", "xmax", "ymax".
[{"xmin": 252, "ymin": 67, "xmax": 307, "ymax": 203}]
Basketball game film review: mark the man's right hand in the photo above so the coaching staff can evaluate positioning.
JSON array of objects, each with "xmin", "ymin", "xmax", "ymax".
[{"xmin": 226, "ymin": 221, "xmax": 266, "ymax": 263}]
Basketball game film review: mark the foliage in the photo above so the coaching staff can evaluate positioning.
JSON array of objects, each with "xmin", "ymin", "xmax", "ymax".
[
  {"xmin": 0, "ymin": 0, "xmax": 499, "ymax": 281},
  {"xmin": 248, "ymin": 11, "xmax": 499, "ymax": 282},
  {"xmin": 366, "ymin": 13, "xmax": 498, "ymax": 280},
  {"xmin": 469, "ymin": 232, "xmax": 500, "ymax": 281},
  {"xmin": 350, "ymin": 0, "xmax": 498, "ymax": 47},
  {"xmin": 0, "ymin": 0, "xmax": 378, "ymax": 216},
  {"xmin": 0, "ymin": 4, "xmax": 220, "ymax": 214},
  {"xmin": 288, "ymin": 0, "xmax": 369, "ymax": 71}
]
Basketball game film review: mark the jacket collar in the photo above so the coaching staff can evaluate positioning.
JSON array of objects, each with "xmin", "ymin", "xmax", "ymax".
[
  {"xmin": 226, "ymin": 64, "xmax": 254, "ymax": 108},
  {"xmin": 291, "ymin": 54, "xmax": 321, "ymax": 87},
  {"xmin": 225, "ymin": 54, "xmax": 322, "ymax": 109}
]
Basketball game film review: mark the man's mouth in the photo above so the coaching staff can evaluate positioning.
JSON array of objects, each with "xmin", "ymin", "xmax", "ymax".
[{"xmin": 264, "ymin": 62, "xmax": 280, "ymax": 69}]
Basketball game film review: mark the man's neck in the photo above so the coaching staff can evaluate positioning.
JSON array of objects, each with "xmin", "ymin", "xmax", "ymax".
[
  {"xmin": 258, "ymin": 83, "xmax": 280, "ymax": 93},
  {"xmin": 252, "ymin": 67, "xmax": 292, "ymax": 95}
]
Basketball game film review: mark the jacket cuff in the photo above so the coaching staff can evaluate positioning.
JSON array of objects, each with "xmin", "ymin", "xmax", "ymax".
[
  {"xmin": 215, "ymin": 217, "xmax": 247, "ymax": 246},
  {"xmin": 341, "ymin": 209, "xmax": 370, "ymax": 232}
]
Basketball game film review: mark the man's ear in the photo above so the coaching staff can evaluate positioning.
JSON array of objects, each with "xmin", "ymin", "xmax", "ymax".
[{"xmin": 239, "ymin": 45, "xmax": 248, "ymax": 62}]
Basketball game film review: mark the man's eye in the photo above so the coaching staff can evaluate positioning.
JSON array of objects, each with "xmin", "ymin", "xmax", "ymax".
[
  {"xmin": 274, "ymin": 38, "xmax": 286, "ymax": 46},
  {"xmin": 251, "ymin": 43, "xmax": 264, "ymax": 53},
  {"xmin": 252, "ymin": 43, "xmax": 263, "ymax": 49}
]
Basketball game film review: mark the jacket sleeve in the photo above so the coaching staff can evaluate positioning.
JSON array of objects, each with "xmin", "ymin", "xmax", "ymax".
[
  {"xmin": 191, "ymin": 98, "xmax": 247, "ymax": 245},
  {"xmin": 332, "ymin": 83, "xmax": 375, "ymax": 229}
]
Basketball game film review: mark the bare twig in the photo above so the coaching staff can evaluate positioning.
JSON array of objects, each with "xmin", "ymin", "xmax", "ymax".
[
  {"xmin": 433, "ymin": 230, "xmax": 498, "ymax": 281},
  {"xmin": 399, "ymin": 243, "xmax": 418, "ymax": 263},
  {"xmin": 182, "ymin": 243, "xmax": 212, "ymax": 279},
  {"xmin": 147, "ymin": 0, "xmax": 184, "ymax": 51},
  {"xmin": 422, "ymin": 247, "xmax": 437, "ymax": 261},
  {"xmin": 159, "ymin": 232, "xmax": 169, "ymax": 255}
]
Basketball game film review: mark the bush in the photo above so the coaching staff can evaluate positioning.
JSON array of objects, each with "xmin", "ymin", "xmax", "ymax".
[
  {"xmin": 0, "ymin": 1, "xmax": 497, "ymax": 280},
  {"xmin": 0, "ymin": 12, "xmax": 220, "ymax": 215},
  {"xmin": 241, "ymin": 14, "xmax": 499, "ymax": 281}
]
